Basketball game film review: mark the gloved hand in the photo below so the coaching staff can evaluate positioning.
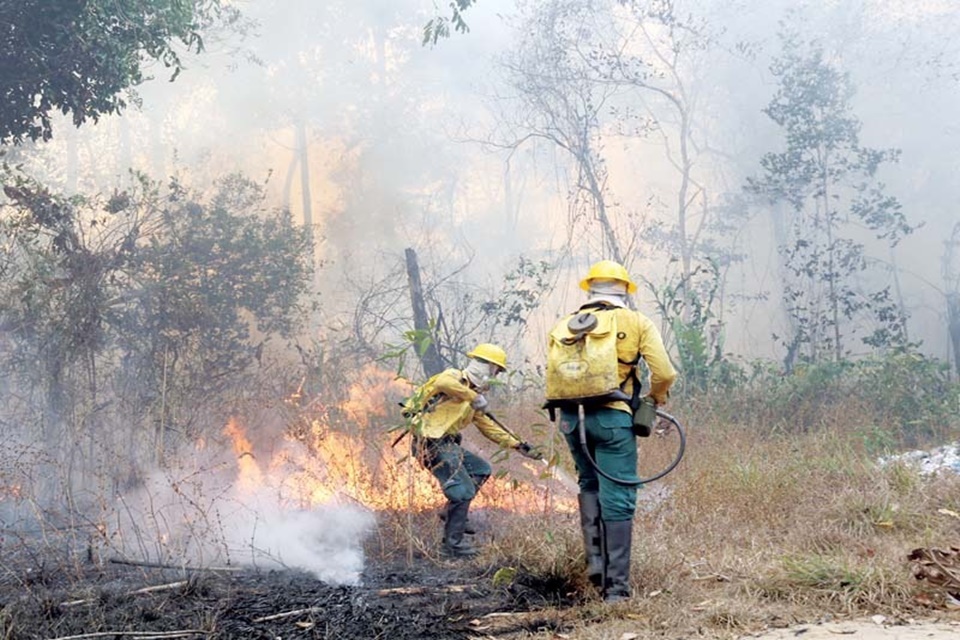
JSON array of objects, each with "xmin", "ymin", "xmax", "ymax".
[
  {"xmin": 515, "ymin": 442, "xmax": 544, "ymax": 460},
  {"xmin": 470, "ymin": 394, "xmax": 488, "ymax": 412}
]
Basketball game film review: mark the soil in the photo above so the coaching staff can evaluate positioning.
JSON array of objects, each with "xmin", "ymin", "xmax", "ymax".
[{"xmin": 744, "ymin": 618, "xmax": 960, "ymax": 640}]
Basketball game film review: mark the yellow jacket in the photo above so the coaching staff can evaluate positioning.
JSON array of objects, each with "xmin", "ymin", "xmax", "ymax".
[
  {"xmin": 404, "ymin": 368, "xmax": 522, "ymax": 448},
  {"xmin": 591, "ymin": 304, "xmax": 678, "ymax": 412}
]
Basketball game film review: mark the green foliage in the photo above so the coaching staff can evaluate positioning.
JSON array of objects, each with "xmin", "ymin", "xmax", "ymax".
[
  {"xmin": 422, "ymin": 0, "xmax": 477, "ymax": 46},
  {"xmin": 491, "ymin": 566, "xmax": 518, "ymax": 587},
  {"xmin": 354, "ymin": 254, "xmax": 551, "ymax": 382},
  {"xmin": 739, "ymin": 352, "xmax": 958, "ymax": 444},
  {"xmin": 644, "ymin": 259, "xmax": 744, "ymax": 392},
  {"xmin": 0, "ymin": 0, "xmax": 240, "ymax": 143},
  {"xmin": 116, "ymin": 174, "xmax": 312, "ymax": 391},
  {"xmin": 780, "ymin": 553, "xmax": 866, "ymax": 591},
  {"xmin": 746, "ymin": 31, "xmax": 913, "ymax": 367},
  {"xmin": 0, "ymin": 167, "xmax": 312, "ymax": 428},
  {"xmin": 380, "ymin": 327, "xmax": 437, "ymax": 378},
  {"xmin": 479, "ymin": 257, "xmax": 553, "ymax": 329}
]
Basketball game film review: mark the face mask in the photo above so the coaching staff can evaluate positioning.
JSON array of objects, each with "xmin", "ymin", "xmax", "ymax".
[
  {"xmin": 587, "ymin": 279, "xmax": 629, "ymax": 308},
  {"xmin": 464, "ymin": 359, "xmax": 498, "ymax": 388}
]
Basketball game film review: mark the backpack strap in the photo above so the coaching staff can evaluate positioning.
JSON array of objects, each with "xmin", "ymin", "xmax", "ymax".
[
  {"xmin": 625, "ymin": 362, "xmax": 643, "ymax": 412},
  {"xmin": 613, "ymin": 308, "xmax": 643, "ymax": 411}
]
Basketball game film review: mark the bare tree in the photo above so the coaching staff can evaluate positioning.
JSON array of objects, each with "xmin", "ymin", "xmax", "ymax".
[{"xmin": 496, "ymin": 0, "xmax": 628, "ymax": 267}]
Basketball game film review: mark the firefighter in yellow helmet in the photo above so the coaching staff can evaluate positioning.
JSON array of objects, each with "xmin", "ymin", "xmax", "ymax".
[
  {"xmin": 546, "ymin": 260, "xmax": 677, "ymax": 602},
  {"xmin": 404, "ymin": 343, "xmax": 541, "ymax": 558}
]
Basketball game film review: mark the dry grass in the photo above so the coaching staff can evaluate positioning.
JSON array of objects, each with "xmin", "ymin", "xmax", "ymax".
[{"xmin": 373, "ymin": 397, "xmax": 960, "ymax": 638}]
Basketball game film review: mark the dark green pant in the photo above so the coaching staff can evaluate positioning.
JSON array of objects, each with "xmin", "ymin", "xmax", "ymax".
[
  {"xmin": 413, "ymin": 435, "xmax": 491, "ymax": 503},
  {"xmin": 561, "ymin": 408, "xmax": 641, "ymax": 521}
]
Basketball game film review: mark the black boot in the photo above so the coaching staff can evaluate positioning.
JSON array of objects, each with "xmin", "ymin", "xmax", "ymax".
[
  {"xmin": 578, "ymin": 492, "xmax": 603, "ymax": 588},
  {"xmin": 602, "ymin": 519, "xmax": 633, "ymax": 603},
  {"xmin": 438, "ymin": 505, "xmax": 477, "ymax": 534},
  {"xmin": 442, "ymin": 500, "xmax": 478, "ymax": 558}
]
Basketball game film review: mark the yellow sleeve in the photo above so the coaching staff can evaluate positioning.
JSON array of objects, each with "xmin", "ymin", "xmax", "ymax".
[
  {"xmin": 473, "ymin": 413, "xmax": 522, "ymax": 449},
  {"xmin": 636, "ymin": 313, "xmax": 678, "ymax": 405},
  {"xmin": 431, "ymin": 369, "xmax": 479, "ymax": 404}
]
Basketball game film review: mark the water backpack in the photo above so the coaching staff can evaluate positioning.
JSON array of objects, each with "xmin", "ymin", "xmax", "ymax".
[{"xmin": 544, "ymin": 307, "xmax": 640, "ymax": 411}]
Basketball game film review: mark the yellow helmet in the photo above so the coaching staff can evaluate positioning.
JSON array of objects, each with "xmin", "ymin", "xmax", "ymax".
[
  {"xmin": 467, "ymin": 343, "xmax": 508, "ymax": 371},
  {"xmin": 579, "ymin": 260, "xmax": 637, "ymax": 294}
]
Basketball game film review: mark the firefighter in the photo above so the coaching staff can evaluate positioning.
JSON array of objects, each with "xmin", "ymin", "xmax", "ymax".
[
  {"xmin": 405, "ymin": 343, "xmax": 541, "ymax": 558},
  {"xmin": 548, "ymin": 260, "xmax": 677, "ymax": 602}
]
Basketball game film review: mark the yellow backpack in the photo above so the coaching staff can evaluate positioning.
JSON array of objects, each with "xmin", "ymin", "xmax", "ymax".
[{"xmin": 544, "ymin": 308, "xmax": 636, "ymax": 409}]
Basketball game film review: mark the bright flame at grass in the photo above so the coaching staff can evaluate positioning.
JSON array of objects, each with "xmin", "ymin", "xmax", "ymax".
[{"xmin": 222, "ymin": 364, "xmax": 576, "ymax": 515}]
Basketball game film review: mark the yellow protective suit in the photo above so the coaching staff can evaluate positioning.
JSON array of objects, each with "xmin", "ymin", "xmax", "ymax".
[
  {"xmin": 404, "ymin": 368, "xmax": 521, "ymax": 448},
  {"xmin": 593, "ymin": 304, "xmax": 677, "ymax": 412}
]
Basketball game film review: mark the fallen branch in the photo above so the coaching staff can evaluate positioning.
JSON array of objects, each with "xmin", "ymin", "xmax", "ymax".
[
  {"xmin": 908, "ymin": 547, "xmax": 960, "ymax": 590},
  {"xmin": 132, "ymin": 581, "xmax": 190, "ymax": 595},
  {"xmin": 691, "ymin": 573, "xmax": 732, "ymax": 582},
  {"xmin": 47, "ymin": 630, "xmax": 206, "ymax": 640},
  {"xmin": 376, "ymin": 584, "xmax": 473, "ymax": 596},
  {"xmin": 108, "ymin": 557, "xmax": 243, "ymax": 572},
  {"xmin": 61, "ymin": 581, "xmax": 190, "ymax": 608},
  {"xmin": 252, "ymin": 607, "xmax": 322, "ymax": 622}
]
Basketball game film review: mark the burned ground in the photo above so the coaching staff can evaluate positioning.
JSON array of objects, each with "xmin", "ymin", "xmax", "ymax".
[{"xmin": 0, "ymin": 516, "xmax": 576, "ymax": 640}]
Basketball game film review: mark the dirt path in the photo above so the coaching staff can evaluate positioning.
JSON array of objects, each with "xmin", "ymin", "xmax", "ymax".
[{"xmin": 743, "ymin": 618, "xmax": 960, "ymax": 640}]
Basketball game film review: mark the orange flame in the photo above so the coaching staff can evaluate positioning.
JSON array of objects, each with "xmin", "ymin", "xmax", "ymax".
[
  {"xmin": 0, "ymin": 484, "xmax": 23, "ymax": 501},
  {"xmin": 220, "ymin": 364, "xmax": 576, "ymax": 516},
  {"xmin": 223, "ymin": 418, "xmax": 262, "ymax": 491}
]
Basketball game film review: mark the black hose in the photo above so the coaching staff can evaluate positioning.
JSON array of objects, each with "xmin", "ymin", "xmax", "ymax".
[{"xmin": 576, "ymin": 404, "xmax": 686, "ymax": 486}]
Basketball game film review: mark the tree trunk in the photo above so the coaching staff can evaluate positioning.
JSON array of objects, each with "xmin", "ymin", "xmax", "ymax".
[
  {"xmin": 888, "ymin": 246, "xmax": 910, "ymax": 346},
  {"xmin": 295, "ymin": 120, "xmax": 314, "ymax": 256},
  {"xmin": 405, "ymin": 248, "xmax": 444, "ymax": 377},
  {"xmin": 947, "ymin": 293, "xmax": 960, "ymax": 379}
]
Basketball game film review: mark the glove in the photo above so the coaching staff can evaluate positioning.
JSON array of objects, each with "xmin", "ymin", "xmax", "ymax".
[
  {"xmin": 516, "ymin": 442, "xmax": 544, "ymax": 460},
  {"xmin": 470, "ymin": 394, "xmax": 488, "ymax": 412}
]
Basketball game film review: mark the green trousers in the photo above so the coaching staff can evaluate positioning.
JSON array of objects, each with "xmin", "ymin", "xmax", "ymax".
[
  {"xmin": 561, "ymin": 407, "xmax": 641, "ymax": 521},
  {"xmin": 413, "ymin": 434, "xmax": 491, "ymax": 503}
]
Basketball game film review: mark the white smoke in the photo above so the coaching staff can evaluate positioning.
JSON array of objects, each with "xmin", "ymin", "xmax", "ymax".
[
  {"xmin": 217, "ymin": 486, "xmax": 376, "ymax": 585},
  {"xmin": 108, "ymin": 445, "xmax": 376, "ymax": 586}
]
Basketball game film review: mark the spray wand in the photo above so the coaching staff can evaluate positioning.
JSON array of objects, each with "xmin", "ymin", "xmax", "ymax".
[{"xmin": 481, "ymin": 411, "xmax": 544, "ymax": 460}]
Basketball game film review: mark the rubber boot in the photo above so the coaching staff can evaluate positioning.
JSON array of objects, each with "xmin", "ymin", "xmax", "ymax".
[
  {"xmin": 602, "ymin": 519, "xmax": 633, "ymax": 603},
  {"xmin": 439, "ymin": 504, "xmax": 477, "ymax": 535},
  {"xmin": 442, "ymin": 500, "xmax": 478, "ymax": 558},
  {"xmin": 578, "ymin": 492, "xmax": 604, "ymax": 588}
]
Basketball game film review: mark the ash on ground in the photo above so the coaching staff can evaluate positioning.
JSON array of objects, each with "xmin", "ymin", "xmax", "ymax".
[
  {"xmin": 0, "ymin": 511, "xmax": 577, "ymax": 640},
  {"xmin": 878, "ymin": 443, "xmax": 960, "ymax": 475}
]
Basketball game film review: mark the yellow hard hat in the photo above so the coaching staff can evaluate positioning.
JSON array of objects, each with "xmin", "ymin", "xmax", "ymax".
[
  {"xmin": 579, "ymin": 260, "xmax": 637, "ymax": 294},
  {"xmin": 467, "ymin": 343, "xmax": 508, "ymax": 371}
]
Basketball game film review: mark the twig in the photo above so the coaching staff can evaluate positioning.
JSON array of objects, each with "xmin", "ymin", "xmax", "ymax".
[
  {"xmin": 108, "ymin": 557, "xmax": 243, "ymax": 572},
  {"xmin": 47, "ymin": 631, "xmax": 206, "ymax": 640},
  {"xmin": 691, "ymin": 573, "xmax": 732, "ymax": 582},
  {"xmin": 252, "ymin": 607, "xmax": 322, "ymax": 622},
  {"xmin": 925, "ymin": 552, "xmax": 960, "ymax": 589},
  {"xmin": 376, "ymin": 584, "xmax": 473, "ymax": 595},
  {"xmin": 131, "ymin": 581, "xmax": 190, "ymax": 595},
  {"xmin": 60, "ymin": 581, "xmax": 190, "ymax": 608}
]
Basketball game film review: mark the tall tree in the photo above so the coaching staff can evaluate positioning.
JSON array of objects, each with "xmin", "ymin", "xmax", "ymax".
[
  {"xmin": 497, "ymin": 0, "xmax": 628, "ymax": 267},
  {"xmin": 0, "ymin": 0, "xmax": 238, "ymax": 143},
  {"xmin": 746, "ymin": 32, "xmax": 913, "ymax": 368}
]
